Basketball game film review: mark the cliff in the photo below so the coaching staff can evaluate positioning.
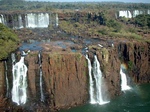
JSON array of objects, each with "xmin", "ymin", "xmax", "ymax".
[
  {"xmin": 88, "ymin": 45, "xmax": 121, "ymax": 98},
  {"xmin": 118, "ymin": 41, "xmax": 150, "ymax": 83},
  {"xmin": 0, "ymin": 41, "xmax": 150, "ymax": 111},
  {"xmin": 25, "ymin": 51, "xmax": 88, "ymax": 111}
]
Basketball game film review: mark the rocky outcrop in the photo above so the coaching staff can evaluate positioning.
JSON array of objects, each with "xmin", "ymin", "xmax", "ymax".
[{"xmin": 118, "ymin": 41, "xmax": 150, "ymax": 83}]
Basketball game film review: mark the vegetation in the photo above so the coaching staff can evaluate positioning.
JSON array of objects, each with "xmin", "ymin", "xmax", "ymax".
[
  {"xmin": 0, "ymin": 1, "xmax": 150, "ymax": 11},
  {"xmin": 135, "ymin": 14, "xmax": 150, "ymax": 28},
  {"xmin": 59, "ymin": 10, "xmax": 147, "ymax": 41},
  {"xmin": 0, "ymin": 1, "xmax": 149, "ymax": 42},
  {"xmin": 128, "ymin": 60, "xmax": 133, "ymax": 70},
  {"xmin": 0, "ymin": 23, "xmax": 19, "ymax": 60}
]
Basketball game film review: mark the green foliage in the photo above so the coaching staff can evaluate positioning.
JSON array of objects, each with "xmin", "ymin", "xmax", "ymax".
[
  {"xmin": 76, "ymin": 53, "xmax": 82, "ymax": 61},
  {"xmin": 106, "ymin": 19, "xmax": 122, "ymax": 32},
  {"xmin": 0, "ymin": 23, "xmax": 19, "ymax": 60},
  {"xmin": 128, "ymin": 61, "xmax": 133, "ymax": 70},
  {"xmin": 98, "ymin": 27, "xmax": 109, "ymax": 35},
  {"xmin": 128, "ymin": 27, "xmax": 137, "ymax": 33},
  {"xmin": 135, "ymin": 14, "xmax": 150, "ymax": 28},
  {"xmin": 93, "ymin": 12, "xmax": 107, "ymax": 25}
]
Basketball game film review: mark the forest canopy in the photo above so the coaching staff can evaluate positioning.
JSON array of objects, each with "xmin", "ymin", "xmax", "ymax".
[{"xmin": 0, "ymin": 23, "xmax": 19, "ymax": 60}]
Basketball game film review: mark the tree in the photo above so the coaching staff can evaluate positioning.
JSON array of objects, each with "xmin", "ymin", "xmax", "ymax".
[
  {"xmin": 0, "ymin": 23, "xmax": 19, "ymax": 60},
  {"xmin": 135, "ymin": 14, "xmax": 150, "ymax": 28},
  {"xmin": 106, "ymin": 19, "xmax": 122, "ymax": 32},
  {"xmin": 1, "ymin": 0, "xmax": 25, "ymax": 5}
]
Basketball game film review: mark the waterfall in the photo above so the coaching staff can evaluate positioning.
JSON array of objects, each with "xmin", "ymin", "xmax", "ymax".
[
  {"xmin": 93, "ymin": 55, "xmax": 109, "ymax": 105},
  {"xmin": 127, "ymin": 11, "xmax": 132, "ymax": 18},
  {"xmin": 0, "ymin": 12, "xmax": 57, "ymax": 28},
  {"xmin": 86, "ymin": 54, "xmax": 109, "ymax": 105},
  {"xmin": 18, "ymin": 15, "xmax": 23, "ymax": 29},
  {"xmin": 0, "ymin": 14, "xmax": 6, "ymax": 25},
  {"xmin": 38, "ymin": 52, "xmax": 44, "ymax": 102},
  {"xmin": 4, "ymin": 61, "xmax": 9, "ymax": 98},
  {"xmin": 55, "ymin": 13, "xmax": 59, "ymax": 27},
  {"xmin": 148, "ymin": 10, "xmax": 150, "ymax": 15},
  {"xmin": 120, "ymin": 64, "xmax": 131, "ymax": 91},
  {"xmin": 133, "ymin": 10, "xmax": 138, "ymax": 18},
  {"xmin": 133, "ymin": 10, "xmax": 144, "ymax": 17},
  {"xmin": 11, "ymin": 54, "xmax": 28, "ymax": 105},
  {"xmin": 119, "ymin": 10, "xmax": 132, "ymax": 18},
  {"xmin": 26, "ymin": 13, "xmax": 49, "ymax": 28},
  {"xmin": 85, "ymin": 55, "xmax": 96, "ymax": 104}
]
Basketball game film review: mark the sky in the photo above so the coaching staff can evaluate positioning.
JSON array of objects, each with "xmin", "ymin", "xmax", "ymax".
[{"xmin": 26, "ymin": 0, "xmax": 150, "ymax": 3}]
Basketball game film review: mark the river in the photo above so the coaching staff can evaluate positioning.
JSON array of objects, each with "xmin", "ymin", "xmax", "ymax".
[{"xmin": 60, "ymin": 84, "xmax": 150, "ymax": 112}]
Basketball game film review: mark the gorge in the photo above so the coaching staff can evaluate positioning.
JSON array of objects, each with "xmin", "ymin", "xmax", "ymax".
[
  {"xmin": 0, "ymin": 38, "xmax": 150, "ymax": 111},
  {"xmin": 0, "ymin": 6, "xmax": 150, "ymax": 112}
]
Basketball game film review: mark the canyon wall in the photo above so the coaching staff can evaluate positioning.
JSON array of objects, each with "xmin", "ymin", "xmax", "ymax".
[
  {"xmin": 87, "ymin": 45, "xmax": 121, "ymax": 98},
  {"xmin": 25, "ymin": 52, "xmax": 88, "ymax": 111},
  {"xmin": 118, "ymin": 41, "xmax": 150, "ymax": 83},
  {"xmin": 0, "ymin": 41, "xmax": 150, "ymax": 111}
]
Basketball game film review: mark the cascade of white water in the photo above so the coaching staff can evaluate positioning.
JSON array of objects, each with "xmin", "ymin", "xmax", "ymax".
[
  {"xmin": 13, "ymin": 15, "xmax": 23, "ymax": 29},
  {"xmin": 18, "ymin": 15, "xmax": 23, "ymax": 29},
  {"xmin": 4, "ymin": 61, "xmax": 9, "ymax": 97},
  {"xmin": 26, "ymin": 13, "xmax": 49, "ymax": 28},
  {"xmin": 120, "ymin": 64, "xmax": 131, "ymax": 91},
  {"xmin": 127, "ymin": 11, "xmax": 132, "ymax": 18},
  {"xmin": 39, "ymin": 68, "xmax": 44, "ymax": 102},
  {"xmin": 11, "ymin": 53, "xmax": 16, "ymax": 64},
  {"xmin": 11, "ymin": 55, "xmax": 28, "ymax": 105},
  {"xmin": 119, "ymin": 10, "xmax": 132, "ymax": 18},
  {"xmin": 0, "ymin": 14, "xmax": 6, "ymax": 25},
  {"xmin": 148, "ymin": 10, "xmax": 150, "ymax": 15},
  {"xmin": 85, "ymin": 55, "xmax": 96, "ymax": 104},
  {"xmin": 133, "ymin": 10, "xmax": 144, "ymax": 17},
  {"xmin": 55, "ymin": 13, "xmax": 59, "ymax": 27},
  {"xmin": 92, "ymin": 55, "xmax": 109, "ymax": 105},
  {"xmin": 38, "ymin": 53, "xmax": 44, "ymax": 102},
  {"xmin": 0, "ymin": 15, "xmax": 3, "ymax": 23}
]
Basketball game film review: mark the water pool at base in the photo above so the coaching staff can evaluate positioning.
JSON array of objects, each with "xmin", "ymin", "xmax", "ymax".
[{"xmin": 60, "ymin": 84, "xmax": 150, "ymax": 112}]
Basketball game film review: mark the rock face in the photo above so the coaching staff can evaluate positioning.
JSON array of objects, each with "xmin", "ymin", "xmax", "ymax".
[
  {"xmin": 41, "ymin": 52, "xmax": 88, "ymax": 110},
  {"xmin": 88, "ymin": 46, "xmax": 121, "ymax": 98},
  {"xmin": 118, "ymin": 41, "xmax": 150, "ymax": 83},
  {"xmin": 0, "ymin": 41, "xmax": 150, "ymax": 111},
  {"xmin": 24, "ymin": 52, "xmax": 88, "ymax": 111},
  {"xmin": 0, "ymin": 62, "xmax": 5, "ymax": 95}
]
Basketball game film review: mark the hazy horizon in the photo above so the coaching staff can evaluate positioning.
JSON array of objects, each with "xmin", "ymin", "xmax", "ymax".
[{"xmin": 26, "ymin": 0, "xmax": 150, "ymax": 3}]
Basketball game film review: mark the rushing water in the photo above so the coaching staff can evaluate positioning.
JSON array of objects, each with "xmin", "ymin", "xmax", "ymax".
[
  {"xmin": 11, "ymin": 54, "xmax": 28, "ymax": 105},
  {"xmin": 85, "ymin": 55, "xmax": 95, "ymax": 104},
  {"xmin": 85, "ymin": 54, "xmax": 109, "ymax": 105},
  {"xmin": 4, "ymin": 61, "xmax": 9, "ymax": 98},
  {"xmin": 38, "ymin": 52, "xmax": 44, "ymax": 102},
  {"xmin": 92, "ymin": 55, "xmax": 110, "ymax": 105},
  {"xmin": 26, "ymin": 13, "xmax": 49, "ymax": 28},
  {"xmin": 60, "ymin": 84, "xmax": 150, "ymax": 112},
  {"xmin": 120, "ymin": 64, "xmax": 131, "ymax": 91}
]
